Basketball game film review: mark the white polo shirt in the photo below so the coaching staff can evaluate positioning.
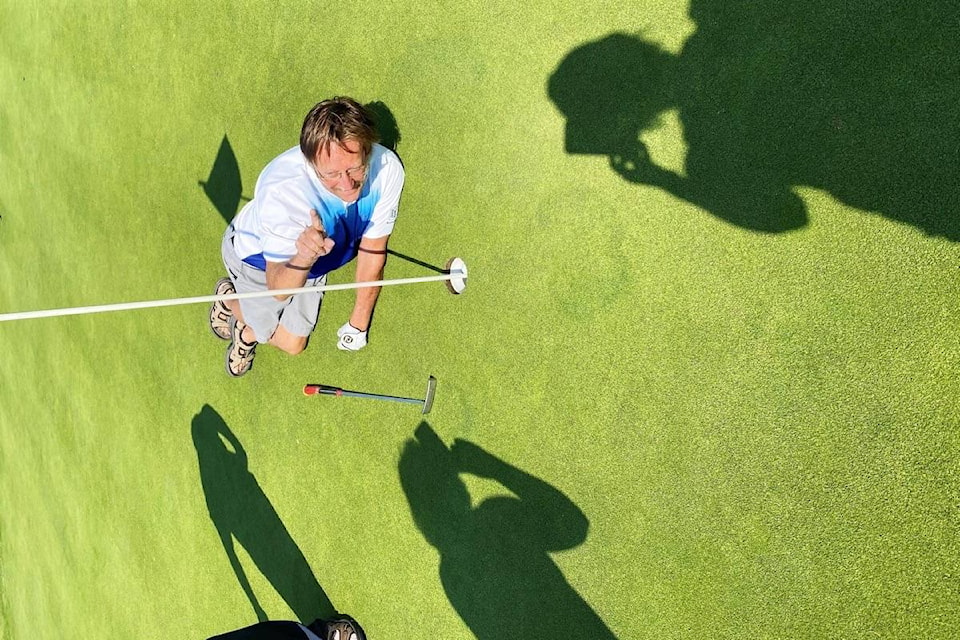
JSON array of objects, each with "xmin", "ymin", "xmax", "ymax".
[{"xmin": 231, "ymin": 143, "xmax": 404, "ymax": 278}]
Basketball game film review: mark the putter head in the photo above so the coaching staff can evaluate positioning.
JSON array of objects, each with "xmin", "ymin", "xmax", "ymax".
[
  {"xmin": 444, "ymin": 257, "xmax": 468, "ymax": 294},
  {"xmin": 422, "ymin": 375, "xmax": 437, "ymax": 414}
]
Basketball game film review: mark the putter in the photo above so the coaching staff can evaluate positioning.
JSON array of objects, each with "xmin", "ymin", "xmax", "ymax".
[
  {"xmin": 0, "ymin": 258, "xmax": 468, "ymax": 323},
  {"xmin": 303, "ymin": 375, "xmax": 437, "ymax": 414}
]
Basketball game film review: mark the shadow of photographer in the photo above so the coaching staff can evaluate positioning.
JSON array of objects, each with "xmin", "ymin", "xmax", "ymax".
[
  {"xmin": 191, "ymin": 405, "xmax": 336, "ymax": 624},
  {"xmin": 398, "ymin": 422, "xmax": 617, "ymax": 639},
  {"xmin": 549, "ymin": 2, "xmax": 960, "ymax": 240}
]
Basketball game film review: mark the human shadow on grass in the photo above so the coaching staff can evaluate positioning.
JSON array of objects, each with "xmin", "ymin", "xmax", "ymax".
[
  {"xmin": 398, "ymin": 422, "xmax": 617, "ymax": 639},
  {"xmin": 192, "ymin": 405, "xmax": 336, "ymax": 623},
  {"xmin": 548, "ymin": 2, "xmax": 960, "ymax": 240}
]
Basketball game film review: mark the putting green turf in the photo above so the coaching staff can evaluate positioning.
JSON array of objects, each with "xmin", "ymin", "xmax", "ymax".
[{"xmin": 2, "ymin": 1, "xmax": 959, "ymax": 638}]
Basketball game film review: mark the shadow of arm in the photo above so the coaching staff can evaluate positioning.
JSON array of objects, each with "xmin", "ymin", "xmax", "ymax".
[
  {"xmin": 612, "ymin": 144, "xmax": 808, "ymax": 233},
  {"xmin": 215, "ymin": 421, "xmax": 248, "ymax": 465},
  {"xmin": 452, "ymin": 439, "xmax": 588, "ymax": 551}
]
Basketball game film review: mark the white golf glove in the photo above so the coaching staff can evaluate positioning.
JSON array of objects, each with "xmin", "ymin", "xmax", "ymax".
[{"xmin": 337, "ymin": 322, "xmax": 368, "ymax": 351}]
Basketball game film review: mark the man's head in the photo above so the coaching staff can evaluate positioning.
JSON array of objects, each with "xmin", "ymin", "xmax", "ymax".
[{"xmin": 301, "ymin": 97, "xmax": 379, "ymax": 202}]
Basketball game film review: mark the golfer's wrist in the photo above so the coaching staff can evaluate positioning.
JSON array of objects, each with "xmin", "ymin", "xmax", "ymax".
[
  {"xmin": 286, "ymin": 256, "xmax": 314, "ymax": 270},
  {"xmin": 347, "ymin": 317, "xmax": 369, "ymax": 332}
]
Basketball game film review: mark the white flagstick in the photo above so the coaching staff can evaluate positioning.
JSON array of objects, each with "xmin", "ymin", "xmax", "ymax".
[{"xmin": 0, "ymin": 258, "xmax": 467, "ymax": 323}]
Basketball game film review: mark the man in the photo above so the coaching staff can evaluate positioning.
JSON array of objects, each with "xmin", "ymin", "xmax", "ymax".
[
  {"xmin": 210, "ymin": 97, "xmax": 404, "ymax": 376},
  {"xmin": 207, "ymin": 615, "xmax": 366, "ymax": 640}
]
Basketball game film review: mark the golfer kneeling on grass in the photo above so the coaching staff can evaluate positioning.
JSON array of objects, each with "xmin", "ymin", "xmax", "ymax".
[{"xmin": 210, "ymin": 97, "xmax": 404, "ymax": 377}]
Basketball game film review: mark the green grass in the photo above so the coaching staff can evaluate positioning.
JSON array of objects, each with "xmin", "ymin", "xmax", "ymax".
[{"xmin": 2, "ymin": 1, "xmax": 959, "ymax": 639}]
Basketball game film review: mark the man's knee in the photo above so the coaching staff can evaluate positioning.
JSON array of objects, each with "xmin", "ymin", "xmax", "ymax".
[
  {"xmin": 272, "ymin": 331, "xmax": 308, "ymax": 355},
  {"xmin": 283, "ymin": 340, "xmax": 307, "ymax": 355}
]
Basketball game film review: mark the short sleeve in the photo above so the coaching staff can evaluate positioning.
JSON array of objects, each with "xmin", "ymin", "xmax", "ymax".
[
  {"xmin": 258, "ymin": 190, "xmax": 313, "ymax": 262},
  {"xmin": 363, "ymin": 157, "xmax": 404, "ymax": 239}
]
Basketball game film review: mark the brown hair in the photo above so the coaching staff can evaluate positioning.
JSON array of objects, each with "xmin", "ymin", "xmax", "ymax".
[{"xmin": 300, "ymin": 97, "xmax": 379, "ymax": 164}]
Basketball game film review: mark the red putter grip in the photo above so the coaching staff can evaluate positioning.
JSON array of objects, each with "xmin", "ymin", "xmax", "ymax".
[{"xmin": 303, "ymin": 384, "xmax": 342, "ymax": 396}]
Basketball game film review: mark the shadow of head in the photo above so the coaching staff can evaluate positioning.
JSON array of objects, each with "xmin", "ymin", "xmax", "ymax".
[
  {"xmin": 548, "ymin": 33, "xmax": 677, "ymax": 155},
  {"xmin": 364, "ymin": 101, "xmax": 402, "ymax": 152},
  {"xmin": 192, "ymin": 404, "xmax": 246, "ymax": 463}
]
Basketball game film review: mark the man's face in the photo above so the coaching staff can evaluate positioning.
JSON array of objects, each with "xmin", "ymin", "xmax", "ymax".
[{"xmin": 314, "ymin": 139, "xmax": 367, "ymax": 203}]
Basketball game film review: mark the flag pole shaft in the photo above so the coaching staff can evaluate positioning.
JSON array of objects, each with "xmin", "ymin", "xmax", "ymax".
[{"xmin": 0, "ymin": 272, "xmax": 463, "ymax": 323}]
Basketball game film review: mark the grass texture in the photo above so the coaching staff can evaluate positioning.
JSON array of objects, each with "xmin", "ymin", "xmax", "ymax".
[{"xmin": 1, "ymin": 1, "xmax": 958, "ymax": 638}]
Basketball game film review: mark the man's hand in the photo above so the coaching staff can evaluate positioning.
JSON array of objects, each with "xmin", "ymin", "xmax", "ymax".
[
  {"xmin": 291, "ymin": 209, "xmax": 335, "ymax": 267},
  {"xmin": 337, "ymin": 322, "xmax": 368, "ymax": 351}
]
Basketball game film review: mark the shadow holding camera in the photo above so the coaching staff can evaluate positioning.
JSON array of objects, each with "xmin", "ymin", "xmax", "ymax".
[
  {"xmin": 548, "ymin": 2, "xmax": 960, "ymax": 240},
  {"xmin": 191, "ymin": 404, "xmax": 337, "ymax": 624},
  {"xmin": 398, "ymin": 422, "xmax": 617, "ymax": 640}
]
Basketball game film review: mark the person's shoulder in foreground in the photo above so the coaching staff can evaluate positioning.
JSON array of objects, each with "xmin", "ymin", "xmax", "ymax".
[{"xmin": 207, "ymin": 614, "xmax": 366, "ymax": 640}]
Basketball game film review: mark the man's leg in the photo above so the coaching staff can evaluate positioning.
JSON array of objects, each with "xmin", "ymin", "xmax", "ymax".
[
  {"xmin": 224, "ymin": 297, "xmax": 256, "ymax": 343},
  {"xmin": 264, "ymin": 272, "xmax": 325, "ymax": 355},
  {"xmin": 222, "ymin": 282, "xmax": 323, "ymax": 376},
  {"xmin": 210, "ymin": 278, "xmax": 236, "ymax": 340},
  {"xmin": 220, "ymin": 230, "xmax": 324, "ymax": 372},
  {"xmin": 266, "ymin": 325, "xmax": 309, "ymax": 355},
  {"xmin": 220, "ymin": 231, "xmax": 272, "ymax": 376},
  {"xmin": 223, "ymin": 285, "xmax": 319, "ymax": 355}
]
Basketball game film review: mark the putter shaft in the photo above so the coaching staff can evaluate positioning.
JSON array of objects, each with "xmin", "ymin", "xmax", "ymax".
[{"xmin": 304, "ymin": 385, "xmax": 423, "ymax": 405}]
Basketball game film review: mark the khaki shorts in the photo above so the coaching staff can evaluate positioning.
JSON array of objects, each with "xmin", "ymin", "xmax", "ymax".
[{"xmin": 221, "ymin": 228, "xmax": 326, "ymax": 343}]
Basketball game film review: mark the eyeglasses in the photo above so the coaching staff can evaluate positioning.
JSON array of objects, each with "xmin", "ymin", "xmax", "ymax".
[{"xmin": 317, "ymin": 164, "xmax": 367, "ymax": 182}]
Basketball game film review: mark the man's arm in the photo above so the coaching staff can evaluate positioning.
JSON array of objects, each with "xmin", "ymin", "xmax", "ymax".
[
  {"xmin": 265, "ymin": 261, "xmax": 309, "ymax": 300},
  {"xmin": 265, "ymin": 209, "xmax": 334, "ymax": 300},
  {"xmin": 451, "ymin": 438, "xmax": 589, "ymax": 551},
  {"xmin": 347, "ymin": 235, "xmax": 389, "ymax": 331}
]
